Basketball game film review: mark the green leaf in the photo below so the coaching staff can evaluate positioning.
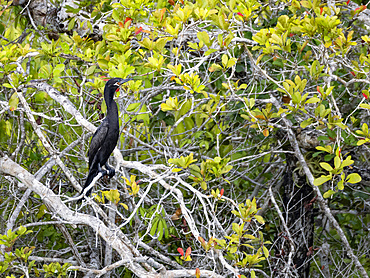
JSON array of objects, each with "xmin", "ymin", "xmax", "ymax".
[
  {"xmin": 305, "ymin": 97, "xmax": 320, "ymax": 104},
  {"xmin": 346, "ymin": 173, "xmax": 361, "ymax": 184},
  {"xmin": 155, "ymin": 37, "xmax": 169, "ymax": 52},
  {"xmin": 157, "ymin": 220, "xmax": 164, "ymax": 241},
  {"xmin": 229, "ymin": 245, "xmax": 238, "ymax": 254},
  {"xmin": 8, "ymin": 93, "xmax": 19, "ymax": 112},
  {"xmin": 334, "ymin": 156, "xmax": 341, "ymax": 169},
  {"xmin": 300, "ymin": 118, "xmax": 313, "ymax": 128},
  {"xmin": 53, "ymin": 64, "xmax": 65, "ymax": 77},
  {"xmin": 98, "ymin": 59, "xmax": 109, "ymax": 69},
  {"xmin": 359, "ymin": 103, "xmax": 370, "ymax": 110},
  {"xmin": 337, "ymin": 178, "xmax": 344, "ymax": 190},
  {"xmin": 197, "ymin": 31, "xmax": 210, "ymax": 46},
  {"xmin": 221, "ymin": 54, "xmax": 228, "ymax": 68},
  {"xmin": 209, "ymin": 63, "xmax": 222, "ymax": 72},
  {"xmin": 39, "ymin": 64, "xmax": 52, "ymax": 79},
  {"xmin": 341, "ymin": 156, "xmax": 354, "ymax": 168},
  {"xmin": 314, "ymin": 175, "xmax": 331, "ymax": 186},
  {"xmin": 262, "ymin": 245, "xmax": 269, "ymax": 258},
  {"xmin": 227, "ymin": 58, "xmax": 237, "ymax": 68},
  {"xmin": 36, "ymin": 204, "xmax": 47, "ymax": 219},
  {"xmin": 205, "ymin": 49, "xmax": 217, "ymax": 56},
  {"xmin": 68, "ymin": 17, "xmax": 76, "ymax": 31},
  {"xmin": 357, "ymin": 139, "xmax": 368, "ymax": 146},
  {"xmin": 150, "ymin": 218, "xmax": 159, "ymax": 236},
  {"xmin": 127, "ymin": 102, "xmax": 141, "ymax": 112},
  {"xmin": 201, "ymin": 181, "xmax": 207, "ymax": 190},
  {"xmin": 316, "ymin": 145, "xmax": 332, "ymax": 153},
  {"xmin": 86, "ymin": 65, "xmax": 96, "ymax": 76},
  {"xmin": 254, "ymin": 215, "xmax": 265, "ymax": 224},
  {"xmin": 319, "ymin": 162, "xmax": 333, "ymax": 172},
  {"xmin": 214, "ymin": 157, "xmax": 221, "ymax": 163},
  {"xmin": 323, "ymin": 190, "xmax": 335, "ymax": 198},
  {"xmin": 161, "ymin": 97, "xmax": 179, "ymax": 111},
  {"xmin": 3, "ymin": 83, "xmax": 13, "ymax": 88}
]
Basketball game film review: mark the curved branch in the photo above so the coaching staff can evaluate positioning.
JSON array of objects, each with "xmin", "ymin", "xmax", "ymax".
[{"xmin": 0, "ymin": 156, "xmax": 157, "ymax": 277}]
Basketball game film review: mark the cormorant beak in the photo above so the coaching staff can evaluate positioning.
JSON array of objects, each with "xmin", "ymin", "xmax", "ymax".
[{"xmin": 115, "ymin": 78, "xmax": 133, "ymax": 87}]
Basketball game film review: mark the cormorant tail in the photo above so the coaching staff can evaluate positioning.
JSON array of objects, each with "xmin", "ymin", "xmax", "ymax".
[{"xmin": 83, "ymin": 167, "xmax": 99, "ymax": 197}]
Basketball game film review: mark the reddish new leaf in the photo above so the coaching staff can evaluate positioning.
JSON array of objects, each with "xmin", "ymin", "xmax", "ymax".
[
  {"xmin": 135, "ymin": 27, "xmax": 143, "ymax": 35},
  {"xmin": 160, "ymin": 8, "xmax": 166, "ymax": 22},
  {"xmin": 185, "ymin": 246, "xmax": 191, "ymax": 258},
  {"xmin": 198, "ymin": 236, "xmax": 206, "ymax": 245},
  {"xmin": 124, "ymin": 17, "xmax": 132, "ymax": 24},
  {"xmin": 220, "ymin": 188, "xmax": 224, "ymax": 197},
  {"xmin": 355, "ymin": 5, "xmax": 366, "ymax": 13},
  {"xmin": 100, "ymin": 75, "xmax": 110, "ymax": 81},
  {"xmin": 177, "ymin": 247, "xmax": 184, "ymax": 256},
  {"xmin": 317, "ymin": 86, "xmax": 323, "ymax": 95},
  {"xmin": 195, "ymin": 268, "xmax": 200, "ymax": 278}
]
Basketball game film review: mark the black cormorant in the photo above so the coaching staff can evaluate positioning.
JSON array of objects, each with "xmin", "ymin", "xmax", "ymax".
[{"xmin": 82, "ymin": 78, "xmax": 131, "ymax": 196}]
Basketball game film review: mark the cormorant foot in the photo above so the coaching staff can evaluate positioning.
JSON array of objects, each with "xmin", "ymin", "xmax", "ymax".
[
  {"xmin": 99, "ymin": 169, "xmax": 108, "ymax": 177},
  {"xmin": 104, "ymin": 163, "xmax": 115, "ymax": 178},
  {"xmin": 107, "ymin": 168, "xmax": 115, "ymax": 178}
]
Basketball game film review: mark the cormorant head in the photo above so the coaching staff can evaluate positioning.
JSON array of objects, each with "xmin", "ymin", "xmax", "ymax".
[
  {"xmin": 104, "ymin": 78, "xmax": 132, "ymax": 104},
  {"xmin": 105, "ymin": 78, "xmax": 132, "ymax": 92}
]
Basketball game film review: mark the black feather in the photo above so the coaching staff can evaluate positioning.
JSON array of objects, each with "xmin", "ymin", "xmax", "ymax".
[{"xmin": 81, "ymin": 78, "xmax": 131, "ymax": 198}]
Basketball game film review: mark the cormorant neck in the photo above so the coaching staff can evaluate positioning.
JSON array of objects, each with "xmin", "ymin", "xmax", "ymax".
[{"xmin": 104, "ymin": 86, "xmax": 116, "ymax": 110}]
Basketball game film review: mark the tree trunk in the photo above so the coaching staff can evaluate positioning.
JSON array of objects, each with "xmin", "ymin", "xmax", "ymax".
[{"xmin": 275, "ymin": 153, "xmax": 315, "ymax": 277}]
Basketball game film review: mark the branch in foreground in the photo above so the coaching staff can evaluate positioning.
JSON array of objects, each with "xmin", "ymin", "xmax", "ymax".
[{"xmin": 0, "ymin": 155, "xmax": 156, "ymax": 277}]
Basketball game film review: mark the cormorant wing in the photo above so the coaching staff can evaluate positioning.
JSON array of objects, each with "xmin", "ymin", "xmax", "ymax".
[{"xmin": 88, "ymin": 118, "xmax": 109, "ymax": 168}]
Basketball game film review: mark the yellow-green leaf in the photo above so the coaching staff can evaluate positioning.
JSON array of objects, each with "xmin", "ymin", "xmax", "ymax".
[
  {"xmin": 68, "ymin": 17, "xmax": 76, "ymax": 31},
  {"xmin": 357, "ymin": 139, "xmax": 368, "ymax": 146},
  {"xmin": 305, "ymin": 97, "xmax": 320, "ymax": 104},
  {"xmin": 201, "ymin": 181, "xmax": 207, "ymax": 190},
  {"xmin": 221, "ymin": 54, "xmax": 228, "ymax": 68},
  {"xmin": 359, "ymin": 103, "xmax": 370, "ymax": 110},
  {"xmin": 323, "ymin": 190, "xmax": 335, "ymax": 198},
  {"xmin": 334, "ymin": 156, "xmax": 341, "ymax": 169},
  {"xmin": 314, "ymin": 175, "xmax": 331, "ymax": 186},
  {"xmin": 319, "ymin": 162, "xmax": 333, "ymax": 172},
  {"xmin": 301, "ymin": 118, "xmax": 313, "ymax": 128},
  {"xmin": 161, "ymin": 97, "xmax": 179, "ymax": 111},
  {"xmin": 197, "ymin": 31, "xmax": 210, "ymax": 46},
  {"xmin": 9, "ymin": 92, "xmax": 19, "ymax": 111},
  {"xmin": 316, "ymin": 145, "xmax": 332, "ymax": 153},
  {"xmin": 346, "ymin": 173, "xmax": 362, "ymax": 184},
  {"xmin": 262, "ymin": 245, "xmax": 269, "ymax": 258},
  {"xmin": 254, "ymin": 215, "xmax": 265, "ymax": 224}
]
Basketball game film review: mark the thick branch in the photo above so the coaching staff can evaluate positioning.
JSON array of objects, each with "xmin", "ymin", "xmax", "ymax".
[{"xmin": 0, "ymin": 156, "xmax": 157, "ymax": 277}]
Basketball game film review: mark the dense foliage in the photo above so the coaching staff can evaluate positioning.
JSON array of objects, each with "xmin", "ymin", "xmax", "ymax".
[{"xmin": 0, "ymin": 0, "xmax": 369, "ymax": 277}]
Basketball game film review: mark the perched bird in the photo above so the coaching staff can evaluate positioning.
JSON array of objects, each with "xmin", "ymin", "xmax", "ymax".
[{"xmin": 82, "ymin": 78, "xmax": 131, "ymax": 197}]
